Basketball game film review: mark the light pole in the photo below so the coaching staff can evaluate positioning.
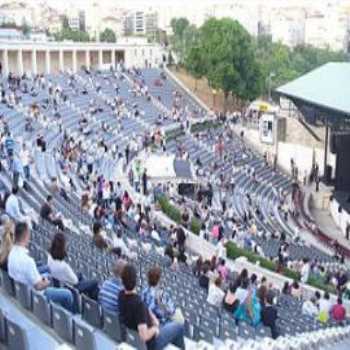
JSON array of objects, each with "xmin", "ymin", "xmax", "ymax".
[
  {"xmin": 212, "ymin": 89, "xmax": 217, "ymax": 108},
  {"xmin": 267, "ymin": 72, "xmax": 275, "ymax": 102}
]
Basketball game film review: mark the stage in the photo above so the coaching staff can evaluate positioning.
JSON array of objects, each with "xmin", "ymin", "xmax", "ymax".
[{"xmin": 330, "ymin": 191, "xmax": 350, "ymax": 239}]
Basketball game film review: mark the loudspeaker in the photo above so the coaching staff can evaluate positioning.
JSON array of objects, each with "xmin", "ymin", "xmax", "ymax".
[
  {"xmin": 333, "ymin": 133, "xmax": 350, "ymax": 191},
  {"xmin": 178, "ymin": 183, "xmax": 194, "ymax": 196},
  {"xmin": 330, "ymin": 132, "xmax": 350, "ymax": 154},
  {"xmin": 330, "ymin": 132, "xmax": 337, "ymax": 154}
]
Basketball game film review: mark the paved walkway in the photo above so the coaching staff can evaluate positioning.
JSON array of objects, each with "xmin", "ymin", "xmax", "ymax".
[
  {"xmin": 321, "ymin": 338, "xmax": 350, "ymax": 350},
  {"xmin": 306, "ymin": 182, "xmax": 350, "ymax": 252}
]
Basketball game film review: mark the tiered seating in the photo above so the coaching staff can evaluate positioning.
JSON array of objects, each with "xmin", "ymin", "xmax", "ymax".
[{"xmin": 0, "ymin": 67, "xmax": 349, "ymax": 350}]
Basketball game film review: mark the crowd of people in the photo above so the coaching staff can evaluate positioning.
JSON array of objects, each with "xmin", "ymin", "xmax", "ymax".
[{"xmin": 0, "ymin": 65, "xmax": 348, "ymax": 350}]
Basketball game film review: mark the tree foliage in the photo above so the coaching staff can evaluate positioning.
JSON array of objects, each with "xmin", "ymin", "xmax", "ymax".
[
  {"xmin": 171, "ymin": 18, "xmax": 348, "ymax": 106},
  {"xmin": 100, "ymin": 28, "xmax": 116, "ymax": 43},
  {"xmin": 184, "ymin": 18, "xmax": 263, "ymax": 109},
  {"xmin": 170, "ymin": 17, "xmax": 190, "ymax": 38},
  {"xmin": 255, "ymin": 34, "xmax": 349, "ymax": 93},
  {"xmin": 53, "ymin": 28, "xmax": 90, "ymax": 42}
]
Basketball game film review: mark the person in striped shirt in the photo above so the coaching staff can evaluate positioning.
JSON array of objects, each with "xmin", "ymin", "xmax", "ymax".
[{"xmin": 98, "ymin": 259, "xmax": 126, "ymax": 314}]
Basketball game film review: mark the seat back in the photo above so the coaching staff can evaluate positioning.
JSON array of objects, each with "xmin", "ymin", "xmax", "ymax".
[
  {"xmin": 82, "ymin": 294, "xmax": 102, "ymax": 328},
  {"xmin": 126, "ymin": 328, "xmax": 147, "ymax": 350},
  {"xmin": 0, "ymin": 270, "xmax": 14, "ymax": 296},
  {"xmin": 32, "ymin": 290, "xmax": 51, "ymax": 325},
  {"xmin": 73, "ymin": 320, "xmax": 96, "ymax": 350},
  {"xmin": 14, "ymin": 281, "xmax": 31, "ymax": 309},
  {"xmin": 0, "ymin": 309, "xmax": 6, "ymax": 343},
  {"xmin": 51, "ymin": 302, "xmax": 73, "ymax": 342},
  {"xmin": 102, "ymin": 309, "xmax": 123, "ymax": 342},
  {"xmin": 5, "ymin": 317, "xmax": 29, "ymax": 350}
]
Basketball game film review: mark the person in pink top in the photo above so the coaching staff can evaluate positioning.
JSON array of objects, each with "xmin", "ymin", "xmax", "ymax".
[
  {"xmin": 217, "ymin": 259, "xmax": 229, "ymax": 281},
  {"xmin": 331, "ymin": 298, "xmax": 346, "ymax": 322}
]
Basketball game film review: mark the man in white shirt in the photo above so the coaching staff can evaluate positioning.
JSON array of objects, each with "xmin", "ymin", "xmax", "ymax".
[
  {"xmin": 20, "ymin": 143, "xmax": 31, "ymax": 180},
  {"xmin": 113, "ymin": 231, "xmax": 136, "ymax": 259},
  {"xmin": 300, "ymin": 259, "xmax": 310, "ymax": 284},
  {"xmin": 8, "ymin": 222, "xmax": 74, "ymax": 312},
  {"xmin": 207, "ymin": 277, "xmax": 225, "ymax": 307},
  {"xmin": 5, "ymin": 187, "xmax": 28, "ymax": 223}
]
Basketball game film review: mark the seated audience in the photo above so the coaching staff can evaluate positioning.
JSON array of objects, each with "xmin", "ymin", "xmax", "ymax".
[
  {"xmin": 207, "ymin": 276, "xmax": 225, "ymax": 307},
  {"xmin": 261, "ymin": 291, "xmax": 279, "ymax": 339},
  {"xmin": 40, "ymin": 195, "xmax": 64, "ymax": 230},
  {"xmin": 302, "ymin": 297, "xmax": 319, "ymax": 317},
  {"xmin": 330, "ymin": 298, "xmax": 346, "ymax": 323},
  {"xmin": 223, "ymin": 283, "xmax": 239, "ymax": 313},
  {"xmin": 92, "ymin": 222, "xmax": 109, "ymax": 250},
  {"xmin": 198, "ymin": 263, "xmax": 210, "ymax": 291},
  {"xmin": 119, "ymin": 264, "xmax": 185, "ymax": 350},
  {"xmin": 5, "ymin": 187, "xmax": 30, "ymax": 224},
  {"xmin": 141, "ymin": 266, "xmax": 176, "ymax": 324},
  {"xmin": 98, "ymin": 259, "xmax": 126, "ymax": 314},
  {"xmin": 0, "ymin": 218, "xmax": 14, "ymax": 271},
  {"xmin": 318, "ymin": 292, "xmax": 332, "ymax": 323},
  {"xmin": 48, "ymin": 232, "xmax": 99, "ymax": 300},
  {"xmin": 8, "ymin": 222, "xmax": 74, "ymax": 312},
  {"xmin": 290, "ymin": 281, "xmax": 302, "ymax": 299}
]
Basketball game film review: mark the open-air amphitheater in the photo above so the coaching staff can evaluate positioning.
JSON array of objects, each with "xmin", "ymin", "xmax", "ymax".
[{"xmin": 0, "ymin": 39, "xmax": 350, "ymax": 350}]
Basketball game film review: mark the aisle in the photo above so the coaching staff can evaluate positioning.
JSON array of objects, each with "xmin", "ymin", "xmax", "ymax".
[{"xmin": 320, "ymin": 338, "xmax": 350, "ymax": 350}]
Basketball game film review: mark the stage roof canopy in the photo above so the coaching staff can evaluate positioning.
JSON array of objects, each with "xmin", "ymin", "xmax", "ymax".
[{"xmin": 276, "ymin": 62, "xmax": 350, "ymax": 117}]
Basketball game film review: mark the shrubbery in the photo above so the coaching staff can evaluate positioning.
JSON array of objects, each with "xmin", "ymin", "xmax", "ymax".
[
  {"xmin": 158, "ymin": 195, "xmax": 182, "ymax": 223},
  {"xmin": 190, "ymin": 120, "xmax": 221, "ymax": 133},
  {"xmin": 190, "ymin": 217, "xmax": 201, "ymax": 235}
]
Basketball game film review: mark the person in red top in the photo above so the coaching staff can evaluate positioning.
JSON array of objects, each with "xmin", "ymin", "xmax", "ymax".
[{"xmin": 331, "ymin": 298, "xmax": 346, "ymax": 322}]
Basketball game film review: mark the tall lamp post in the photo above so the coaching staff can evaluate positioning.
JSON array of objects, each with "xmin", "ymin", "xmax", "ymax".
[
  {"xmin": 212, "ymin": 88, "xmax": 217, "ymax": 108},
  {"xmin": 267, "ymin": 72, "xmax": 276, "ymax": 102}
]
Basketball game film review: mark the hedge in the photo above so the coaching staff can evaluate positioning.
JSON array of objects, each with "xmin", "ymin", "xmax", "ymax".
[
  {"xmin": 190, "ymin": 120, "xmax": 222, "ymax": 133},
  {"xmin": 158, "ymin": 195, "xmax": 182, "ymax": 223},
  {"xmin": 226, "ymin": 241, "xmax": 338, "ymax": 294},
  {"xmin": 307, "ymin": 275, "xmax": 337, "ymax": 295},
  {"xmin": 226, "ymin": 241, "xmax": 300, "ymax": 281},
  {"xmin": 190, "ymin": 217, "xmax": 201, "ymax": 235}
]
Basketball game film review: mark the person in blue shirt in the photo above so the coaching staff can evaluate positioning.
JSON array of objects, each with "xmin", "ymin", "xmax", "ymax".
[
  {"xmin": 98, "ymin": 259, "xmax": 126, "ymax": 314},
  {"xmin": 141, "ymin": 266, "xmax": 176, "ymax": 324},
  {"xmin": 5, "ymin": 133, "xmax": 14, "ymax": 157},
  {"xmin": 11, "ymin": 157, "xmax": 24, "ymax": 189}
]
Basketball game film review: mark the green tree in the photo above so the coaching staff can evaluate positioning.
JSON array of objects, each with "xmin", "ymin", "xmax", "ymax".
[
  {"xmin": 184, "ymin": 46, "xmax": 206, "ymax": 90},
  {"xmin": 21, "ymin": 18, "xmax": 31, "ymax": 36},
  {"xmin": 100, "ymin": 28, "xmax": 116, "ymax": 43},
  {"xmin": 61, "ymin": 15, "xmax": 69, "ymax": 29},
  {"xmin": 170, "ymin": 17, "xmax": 190, "ymax": 38},
  {"xmin": 255, "ymin": 35, "xmax": 349, "ymax": 96},
  {"xmin": 198, "ymin": 18, "xmax": 263, "ymax": 111},
  {"xmin": 54, "ymin": 27, "xmax": 90, "ymax": 42}
]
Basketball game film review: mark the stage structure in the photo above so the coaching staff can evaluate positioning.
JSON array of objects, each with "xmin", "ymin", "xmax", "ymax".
[{"xmin": 276, "ymin": 62, "xmax": 350, "ymax": 237}]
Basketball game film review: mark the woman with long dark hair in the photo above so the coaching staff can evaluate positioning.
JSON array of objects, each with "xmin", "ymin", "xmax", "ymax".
[{"xmin": 48, "ymin": 232, "xmax": 99, "ymax": 300}]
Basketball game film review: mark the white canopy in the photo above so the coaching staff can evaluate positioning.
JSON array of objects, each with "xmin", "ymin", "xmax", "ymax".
[{"xmin": 144, "ymin": 154, "xmax": 176, "ymax": 179}]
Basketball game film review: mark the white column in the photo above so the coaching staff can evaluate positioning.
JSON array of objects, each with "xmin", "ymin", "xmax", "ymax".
[
  {"xmin": 45, "ymin": 50, "xmax": 51, "ymax": 74},
  {"xmin": 85, "ymin": 50, "xmax": 90, "ymax": 69},
  {"xmin": 72, "ymin": 50, "xmax": 77, "ymax": 73},
  {"xmin": 98, "ymin": 49, "xmax": 103, "ymax": 70},
  {"xmin": 59, "ymin": 50, "xmax": 64, "ymax": 72},
  {"xmin": 2, "ymin": 49, "xmax": 9, "ymax": 75},
  {"xmin": 32, "ymin": 49, "xmax": 37, "ymax": 75},
  {"xmin": 111, "ymin": 49, "xmax": 115, "ymax": 69},
  {"xmin": 17, "ymin": 49, "xmax": 23, "ymax": 76}
]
